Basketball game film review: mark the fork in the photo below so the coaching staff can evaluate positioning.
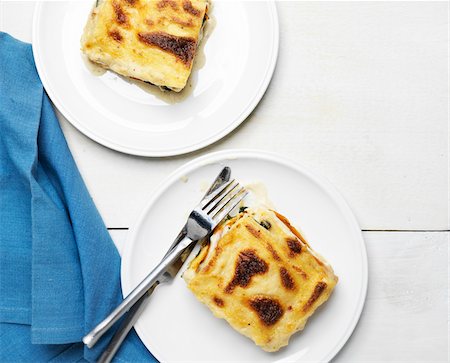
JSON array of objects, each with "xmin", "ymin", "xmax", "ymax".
[{"xmin": 83, "ymin": 175, "xmax": 247, "ymax": 350}]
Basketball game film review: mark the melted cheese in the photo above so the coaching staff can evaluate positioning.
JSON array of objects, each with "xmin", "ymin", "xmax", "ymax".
[
  {"xmin": 197, "ymin": 182, "xmax": 272, "ymax": 272},
  {"xmin": 184, "ymin": 207, "xmax": 338, "ymax": 352},
  {"xmin": 81, "ymin": 0, "xmax": 208, "ymax": 91}
]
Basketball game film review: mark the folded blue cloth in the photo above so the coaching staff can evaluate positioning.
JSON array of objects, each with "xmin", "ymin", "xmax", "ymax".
[{"xmin": 0, "ymin": 33, "xmax": 154, "ymax": 362}]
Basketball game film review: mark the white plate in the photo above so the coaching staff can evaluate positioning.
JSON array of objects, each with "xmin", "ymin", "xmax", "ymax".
[
  {"xmin": 32, "ymin": 1, "xmax": 278, "ymax": 156},
  {"xmin": 122, "ymin": 150, "xmax": 368, "ymax": 362}
]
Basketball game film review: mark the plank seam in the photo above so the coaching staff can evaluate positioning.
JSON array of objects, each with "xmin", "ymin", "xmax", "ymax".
[{"xmin": 362, "ymin": 229, "xmax": 450, "ymax": 232}]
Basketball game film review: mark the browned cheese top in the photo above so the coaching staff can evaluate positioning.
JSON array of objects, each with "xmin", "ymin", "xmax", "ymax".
[{"xmin": 184, "ymin": 208, "xmax": 338, "ymax": 352}]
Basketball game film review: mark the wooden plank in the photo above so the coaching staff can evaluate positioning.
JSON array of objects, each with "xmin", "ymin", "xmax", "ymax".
[
  {"xmin": 63, "ymin": 1, "xmax": 449, "ymax": 230},
  {"xmin": 1, "ymin": 2, "xmax": 448, "ymax": 230},
  {"xmin": 108, "ymin": 230, "xmax": 449, "ymax": 361},
  {"xmin": 336, "ymin": 231, "xmax": 448, "ymax": 361}
]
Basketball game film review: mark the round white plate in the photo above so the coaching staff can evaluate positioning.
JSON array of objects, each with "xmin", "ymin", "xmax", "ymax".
[
  {"xmin": 32, "ymin": 1, "xmax": 278, "ymax": 157},
  {"xmin": 122, "ymin": 150, "xmax": 368, "ymax": 362}
]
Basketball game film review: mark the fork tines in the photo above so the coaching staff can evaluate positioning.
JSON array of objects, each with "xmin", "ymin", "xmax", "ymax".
[{"xmin": 203, "ymin": 180, "xmax": 247, "ymax": 222}]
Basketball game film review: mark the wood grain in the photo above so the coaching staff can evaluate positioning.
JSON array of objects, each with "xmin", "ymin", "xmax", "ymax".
[
  {"xmin": 57, "ymin": 1, "xmax": 448, "ymax": 230},
  {"xmin": 334, "ymin": 231, "xmax": 448, "ymax": 362},
  {"xmin": 3, "ymin": 1, "xmax": 447, "ymax": 230},
  {"xmin": 2, "ymin": 2, "xmax": 448, "ymax": 230}
]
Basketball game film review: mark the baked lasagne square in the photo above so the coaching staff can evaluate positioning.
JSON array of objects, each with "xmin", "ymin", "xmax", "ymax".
[
  {"xmin": 81, "ymin": 0, "xmax": 208, "ymax": 91},
  {"xmin": 183, "ymin": 206, "xmax": 338, "ymax": 352}
]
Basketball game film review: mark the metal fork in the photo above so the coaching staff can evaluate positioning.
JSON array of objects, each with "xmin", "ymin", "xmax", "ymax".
[{"xmin": 83, "ymin": 172, "xmax": 247, "ymax": 350}]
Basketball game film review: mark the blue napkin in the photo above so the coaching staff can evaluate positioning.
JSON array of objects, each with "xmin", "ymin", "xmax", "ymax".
[{"xmin": 0, "ymin": 33, "xmax": 154, "ymax": 362}]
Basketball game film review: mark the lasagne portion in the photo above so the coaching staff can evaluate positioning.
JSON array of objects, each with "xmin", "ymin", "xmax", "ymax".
[
  {"xmin": 81, "ymin": 0, "xmax": 209, "ymax": 91},
  {"xmin": 184, "ymin": 203, "xmax": 338, "ymax": 352}
]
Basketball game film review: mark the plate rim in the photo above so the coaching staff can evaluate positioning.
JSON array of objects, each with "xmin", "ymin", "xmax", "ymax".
[
  {"xmin": 31, "ymin": 1, "xmax": 280, "ymax": 157},
  {"xmin": 122, "ymin": 149, "xmax": 369, "ymax": 362}
]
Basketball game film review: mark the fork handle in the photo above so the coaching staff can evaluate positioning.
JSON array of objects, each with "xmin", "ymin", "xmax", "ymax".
[
  {"xmin": 97, "ymin": 285, "xmax": 156, "ymax": 363},
  {"xmin": 83, "ymin": 236, "xmax": 192, "ymax": 348}
]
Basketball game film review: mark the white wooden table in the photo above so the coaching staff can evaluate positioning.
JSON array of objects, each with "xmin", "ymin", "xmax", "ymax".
[{"xmin": 1, "ymin": 1, "xmax": 448, "ymax": 361}]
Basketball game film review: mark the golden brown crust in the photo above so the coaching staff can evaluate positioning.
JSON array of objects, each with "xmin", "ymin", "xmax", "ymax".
[
  {"xmin": 184, "ymin": 208, "xmax": 338, "ymax": 352},
  {"xmin": 245, "ymin": 224, "xmax": 261, "ymax": 239},
  {"xmin": 213, "ymin": 296, "xmax": 224, "ymax": 307},
  {"xmin": 292, "ymin": 265, "xmax": 308, "ymax": 279},
  {"xmin": 279, "ymin": 267, "xmax": 295, "ymax": 290},
  {"xmin": 81, "ymin": 0, "xmax": 208, "ymax": 91},
  {"xmin": 302, "ymin": 282, "xmax": 327, "ymax": 312},
  {"xmin": 182, "ymin": 0, "xmax": 201, "ymax": 16},
  {"xmin": 266, "ymin": 243, "xmax": 281, "ymax": 261},
  {"xmin": 157, "ymin": 0, "xmax": 179, "ymax": 10},
  {"xmin": 224, "ymin": 249, "xmax": 268, "ymax": 294},
  {"xmin": 108, "ymin": 29, "xmax": 123, "ymax": 42},
  {"xmin": 171, "ymin": 16, "xmax": 194, "ymax": 27},
  {"xmin": 248, "ymin": 297, "xmax": 284, "ymax": 326},
  {"xmin": 137, "ymin": 32, "xmax": 196, "ymax": 65},
  {"xmin": 202, "ymin": 245, "xmax": 222, "ymax": 274},
  {"xmin": 286, "ymin": 237, "xmax": 302, "ymax": 256},
  {"xmin": 113, "ymin": 1, "xmax": 128, "ymax": 26}
]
